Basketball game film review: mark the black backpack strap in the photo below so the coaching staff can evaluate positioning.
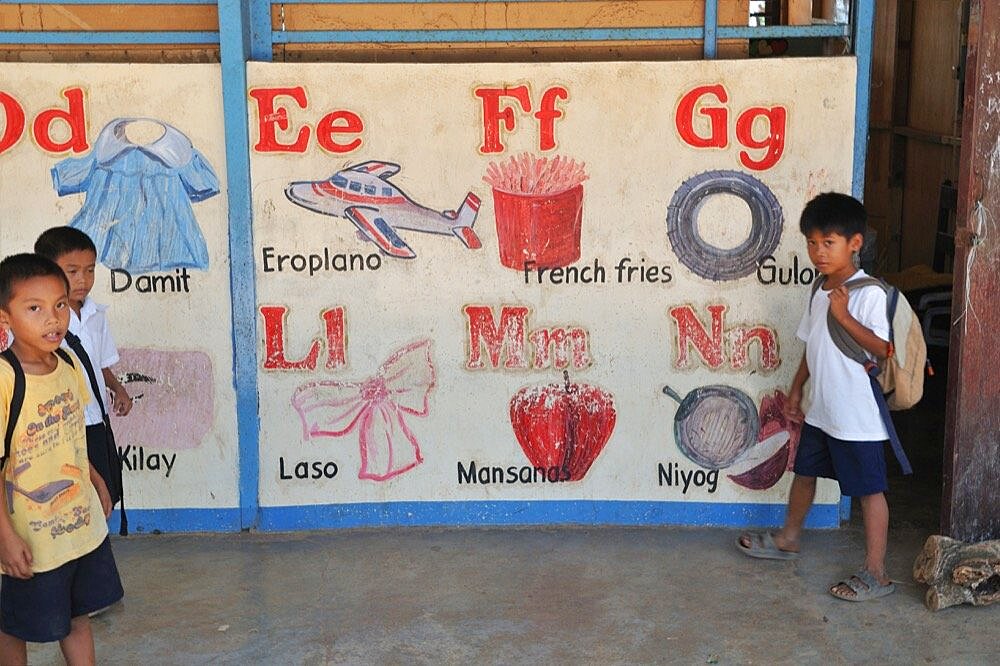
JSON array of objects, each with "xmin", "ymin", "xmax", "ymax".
[
  {"xmin": 1, "ymin": 348, "xmax": 25, "ymax": 468},
  {"xmin": 63, "ymin": 332, "xmax": 106, "ymax": 418},
  {"xmin": 62, "ymin": 331, "xmax": 127, "ymax": 536},
  {"xmin": 54, "ymin": 347, "xmax": 75, "ymax": 369}
]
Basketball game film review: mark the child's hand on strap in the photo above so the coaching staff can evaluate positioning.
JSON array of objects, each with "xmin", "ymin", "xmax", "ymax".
[
  {"xmin": 0, "ymin": 530, "xmax": 33, "ymax": 579},
  {"xmin": 828, "ymin": 285, "xmax": 851, "ymax": 324}
]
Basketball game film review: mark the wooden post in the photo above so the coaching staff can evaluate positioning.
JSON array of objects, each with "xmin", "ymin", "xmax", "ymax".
[
  {"xmin": 785, "ymin": 0, "xmax": 813, "ymax": 25},
  {"xmin": 943, "ymin": 0, "xmax": 1000, "ymax": 542}
]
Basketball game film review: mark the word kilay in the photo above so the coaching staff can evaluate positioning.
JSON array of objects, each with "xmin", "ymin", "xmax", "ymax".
[{"xmin": 118, "ymin": 445, "xmax": 177, "ymax": 478}]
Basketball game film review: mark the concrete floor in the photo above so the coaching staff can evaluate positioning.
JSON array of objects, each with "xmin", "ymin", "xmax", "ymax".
[
  {"xmin": 29, "ymin": 348, "xmax": 994, "ymax": 664},
  {"xmin": 27, "ymin": 523, "xmax": 999, "ymax": 665}
]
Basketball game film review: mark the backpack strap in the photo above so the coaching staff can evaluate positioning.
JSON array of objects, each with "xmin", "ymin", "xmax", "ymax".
[
  {"xmin": 54, "ymin": 347, "xmax": 75, "ymax": 369},
  {"xmin": 808, "ymin": 276, "xmax": 825, "ymax": 314},
  {"xmin": 63, "ymin": 331, "xmax": 107, "ymax": 420},
  {"xmin": 62, "ymin": 331, "xmax": 128, "ymax": 536},
  {"xmin": 1, "ymin": 348, "xmax": 25, "ymax": 469},
  {"xmin": 866, "ymin": 368, "xmax": 913, "ymax": 475},
  {"xmin": 826, "ymin": 277, "xmax": 888, "ymax": 366}
]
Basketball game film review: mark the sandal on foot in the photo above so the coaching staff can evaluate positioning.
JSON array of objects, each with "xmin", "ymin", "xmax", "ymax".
[
  {"xmin": 829, "ymin": 570, "xmax": 895, "ymax": 602},
  {"xmin": 736, "ymin": 531, "xmax": 799, "ymax": 560}
]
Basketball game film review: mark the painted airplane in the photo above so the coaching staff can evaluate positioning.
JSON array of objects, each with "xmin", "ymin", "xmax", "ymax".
[{"xmin": 285, "ymin": 161, "xmax": 482, "ymax": 259}]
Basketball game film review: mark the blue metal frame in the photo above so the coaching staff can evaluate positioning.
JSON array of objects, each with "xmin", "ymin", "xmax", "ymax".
[
  {"xmin": 218, "ymin": 0, "xmax": 261, "ymax": 531},
  {"xmin": 1, "ymin": 0, "xmax": 876, "ymax": 532},
  {"xmin": 266, "ymin": 25, "xmax": 850, "ymax": 45},
  {"xmin": 704, "ymin": 0, "xmax": 719, "ymax": 59},
  {"xmin": 852, "ymin": 0, "xmax": 876, "ymax": 200}
]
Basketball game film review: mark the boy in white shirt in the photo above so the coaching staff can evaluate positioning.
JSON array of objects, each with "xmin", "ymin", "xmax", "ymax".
[
  {"xmin": 34, "ymin": 228, "xmax": 132, "ymax": 520},
  {"xmin": 738, "ymin": 193, "xmax": 897, "ymax": 602}
]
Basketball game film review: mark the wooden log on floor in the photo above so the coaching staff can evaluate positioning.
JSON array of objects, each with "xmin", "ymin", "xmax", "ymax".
[{"xmin": 913, "ymin": 535, "xmax": 1000, "ymax": 610}]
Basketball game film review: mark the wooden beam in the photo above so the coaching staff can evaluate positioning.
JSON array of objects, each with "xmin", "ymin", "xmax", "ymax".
[{"xmin": 943, "ymin": 0, "xmax": 1000, "ymax": 542}]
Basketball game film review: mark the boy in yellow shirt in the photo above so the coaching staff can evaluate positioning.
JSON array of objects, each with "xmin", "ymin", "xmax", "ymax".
[{"xmin": 0, "ymin": 253, "xmax": 123, "ymax": 665}]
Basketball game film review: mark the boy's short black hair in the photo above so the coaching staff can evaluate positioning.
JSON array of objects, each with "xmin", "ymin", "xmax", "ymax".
[
  {"xmin": 0, "ymin": 253, "xmax": 70, "ymax": 308},
  {"xmin": 799, "ymin": 192, "xmax": 867, "ymax": 238},
  {"xmin": 34, "ymin": 226, "xmax": 97, "ymax": 261}
]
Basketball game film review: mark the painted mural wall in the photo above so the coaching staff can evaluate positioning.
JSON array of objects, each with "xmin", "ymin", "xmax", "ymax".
[
  {"xmin": 0, "ymin": 64, "xmax": 239, "ymax": 520},
  {"xmin": 249, "ymin": 59, "xmax": 857, "ymax": 525},
  {"xmin": 0, "ymin": 59, "xmax": 858, "ymax": 529}
]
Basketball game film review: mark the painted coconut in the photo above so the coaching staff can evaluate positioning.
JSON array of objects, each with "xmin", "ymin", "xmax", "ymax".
[
  {"xmin": 727, "ymin": 390, "xmax": 803, "ymax": 490},
  {"xmin": 662, "ymin": 384, "xmax": 759, "ymax": 469}
]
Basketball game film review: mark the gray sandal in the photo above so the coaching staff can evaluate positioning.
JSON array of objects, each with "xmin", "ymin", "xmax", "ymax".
[
  {"xmin": 736, "ymin": 531, "xmax": 799, "ymax": 560},
  {"xmin": 829, "ymin": 570, "xmax": 895, "ymax": 601}
]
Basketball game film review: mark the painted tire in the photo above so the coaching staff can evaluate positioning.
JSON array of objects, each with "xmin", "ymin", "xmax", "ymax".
[{"xmin": 666, "ymin": 170, "xmax": 783, "ymax": 281}]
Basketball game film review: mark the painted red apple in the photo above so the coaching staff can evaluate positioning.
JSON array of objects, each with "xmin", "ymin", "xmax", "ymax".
[
  {"xmin": 727, "ymin": 390, "xmax": 803, "ymax": 490},
  {"xmin": 509, "ymin": 371, "xmax": 616, "ymax": 481}
]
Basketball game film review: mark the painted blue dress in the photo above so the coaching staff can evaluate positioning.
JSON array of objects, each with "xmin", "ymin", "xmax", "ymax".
[{"xmin": 52, "ymin": 118, "xmax": 218, "ymax": 272}]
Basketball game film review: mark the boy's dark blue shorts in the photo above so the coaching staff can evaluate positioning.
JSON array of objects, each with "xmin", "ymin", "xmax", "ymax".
[
  {"xmin": 793, "ymin": 422, "xmax": 888, "ymax": 497},
  {"xmin": 1, "ymin": 537, "xmax": 123, "ymax": 643}
]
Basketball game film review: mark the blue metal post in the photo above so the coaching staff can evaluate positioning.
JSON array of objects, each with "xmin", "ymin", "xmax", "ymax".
[
  {"xmin": 704, "ymin": 0, "xmax": 719, "ymax": 59},
  {"xmin": 852, "ymin": 0, "xmax": 876, "ymax": 200},
  {"xmin": 218, "ymin": 0, "xmax": 261, "ymax": 530},
  {"xmin": 250, "ymin": 0, "xmax": 274, "ymax": 61}
]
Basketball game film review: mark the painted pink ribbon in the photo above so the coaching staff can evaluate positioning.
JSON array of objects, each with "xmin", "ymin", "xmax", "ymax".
[{"xmin": 291, "ymin": 340, "xmax": 435, "ymax": 481}]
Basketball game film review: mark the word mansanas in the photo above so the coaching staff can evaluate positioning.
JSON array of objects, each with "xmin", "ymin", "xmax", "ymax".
[{"xmin": 457, "ymin": 461, "xmax": 572, "ymax": 485}]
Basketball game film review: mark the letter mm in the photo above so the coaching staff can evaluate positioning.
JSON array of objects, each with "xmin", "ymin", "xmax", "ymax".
[{"xmin": 464, "ymin": 305, "xmax": 592, "ymax": 370}]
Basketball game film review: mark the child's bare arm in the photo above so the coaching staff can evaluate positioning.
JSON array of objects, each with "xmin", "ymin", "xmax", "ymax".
[
  {"xmin": 102, "ymin": 367, "xmax": 132, "ymax": 416},
  {"xmin": 784, "ymin": 353, "xmax": 809, "ymax": 424},
  {"xmin": 0, "ymin": 474, "xmax": 33, "ymax": 578},
  {"xmin": 827, "ymin": 286, "xmax": 890, "ymax": 359},
  {"xmin": 90, "ymin": 465, "xmax": 112, "ymax": 518}
]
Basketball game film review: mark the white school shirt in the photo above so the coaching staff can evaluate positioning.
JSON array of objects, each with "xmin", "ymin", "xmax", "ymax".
[
  {"xmin": 66, "ymin": 297, "xmax": 120, "ymax": 426},
  {"xmin": 796, "ymin": 270, "xmax": 890, "ymax": 441}
]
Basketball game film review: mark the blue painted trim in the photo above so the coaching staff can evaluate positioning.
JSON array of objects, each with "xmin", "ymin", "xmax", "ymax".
[
  {"xmin": 258, "ymin": 501, "xmax": 840, "ymax": 531},
  {"xmin": 107, "ymin": 508, "xmax": 241, "ymax": 534},
  {"xmin": 0, "ymin": 31, "xmax": 219, "ymax": 45},
  {"xmin": 218, "ymin": 0, "xmax": 261, "ymax": 530},
  {"xmin": 273, "ymin": 27, "xmax": 698, "ymax": 43},
  {"xmin": 272, "ymin": 25, "xmax": 850, "ymax": 44},
  {"xmin": 852, "ymin": 0, "xmax": 876, "ymax": 199},
  {"xmin": 704, "ymin": 0, "xmax": 718, "ymax": 59},
  {"xmin": 839, "ymin": 496, "xmax": 852, "ymax": 522},
  {"xmin": 249, "ymin": 0, "xmax": 274, "ymax": 61}
]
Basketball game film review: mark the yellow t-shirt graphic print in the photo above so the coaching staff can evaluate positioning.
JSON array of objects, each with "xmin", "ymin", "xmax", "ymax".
[{"xmin": 0, "ymin": 355, "xmax": 108, "ymax": 573}]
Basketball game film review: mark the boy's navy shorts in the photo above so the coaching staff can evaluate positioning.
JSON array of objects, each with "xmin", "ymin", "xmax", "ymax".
[
  {"xmin": 793, "ymin": 422, "xmax": 888, "ymax": 497},
  {"xmin": 1, "ymin": 537, "xmax": 123, "ymax": 643}
]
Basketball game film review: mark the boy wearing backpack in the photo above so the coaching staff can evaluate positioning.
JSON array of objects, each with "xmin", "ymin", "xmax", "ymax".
[
  {"xmin": 737, "ymin": 193, "xmax": 907, "ymax": 601},
  {"xmin": 35, "ymin": 227, "xmax": 131, "ymax": 537},
  {"xmin": 0, "ymin": 253, "xmax": 123, "ymax": 664}
]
